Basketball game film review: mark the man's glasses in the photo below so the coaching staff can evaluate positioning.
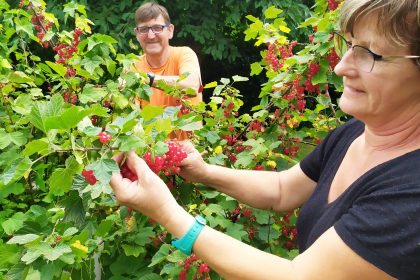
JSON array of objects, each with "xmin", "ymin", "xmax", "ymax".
[
  {"xmin": 136, "ymin": 24, "xmax": 169, "ymax": 35},
  {"xmin": 333, "ymin": 32, "xmax": 420, "ymax": 73}
]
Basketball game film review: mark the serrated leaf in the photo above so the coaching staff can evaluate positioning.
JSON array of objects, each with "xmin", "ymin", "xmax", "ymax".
[
  {"xmin": 63, "ymin": 227, "xmax": 78, "ymax": 237},
  {"xmin": 5, "ymin": 263, "xmax": 27, "ymax": 280},
  {"xmin": 203, "ymin": 81, "xmax": 217, "ymax": 88},
  {"xmin": 202, "ymin": 204, "xmax": 223, "ymax": 216},
  {"xmin": 226, "ymin": 223, "xmax": 247, "ymax": 241},
  {"xmin": 2, "ymin": 212, "xmax": 24, "ymax": 235},
  {"xmin": 45, "ymin": 61, "xmax": 67, "ymax": 77},
  {"xmin": 0, "ymin": 157, "xmax": 32, "ymax": 185},
  {"xmin": 86, "ymin": 159, "xmax": 119, "ymax": 185},
  {"xmin": 114, "ymin": 135, "xmax": 146, "ymax": 152},
  {"xmin": 0, "ymin": 129, "xmax": 27, "ymax": 149},
  {"xmin": 153, "ymin": 141, "xmax": 169, "ymax": 156},
  {"xmin": 148, "ymin": 244, "xmax": 170, "ymax": 267},
  {"xmin": 44, "ymin": 106, "xmax": 99, "ymax": 131},
  {"xmin": 122, "ymin": 244, "xmax": 145, "ymax": 257},
  {"xmin": 49, "ymin": 157, "xmax": 81, "ymax": 193},
  {"xmin": 95, "ymin": 220, "xmax": 113, "ymax": 237},
  {"xmin": 234, "ymin": 151, "xmax": 254, "ymax": 168},
  {"xmin": 59, "ymin": 192, "xmax": 86, "ymax": 227},
  {"xmin": 24, "ymin": 140, "xmax": 48, "ymax": 156},
  {"xmin": 265, "ymin": 6, "xmax": 283, "ymax": 19},
  {"xmin": 81, "ymin": 56, "xmax": 104, "ymax": 74},
  {"xmin": 232, "ymin": 75, "xmax": 249, "ymax": 82},
  {"xmin": 258, "ymin": 224, "xmax": 281, "ymax": 242},
  {"xmin": 200, "ymin": 130, "xmax": 220, "ymax": 144},
  {"xmin": 155, "ymin": 118, "xmax": 172, "ymax": 133},
  {"xmin": 21, "ymin": 248, "xmax": 42, "ymax": 265},
  {"xmin": 160, "ymin": 263, "xmax": 176, "ymax": 275},
  {"xmin": 30, "ymin": 94, "xmax": 64, "ymax": 133},
  {"xmin": 15, "ymin": 18, "xmax": 34, "ymax": 36},
  {"xmin": 166, "ymin": 250, "xmax": 187, "ymax": 263},
  {"xmin": 8, "ymin": 71, "xmax": 32, "ymax": 84},
  {"xmin": 0, "ymin": 243, "xmax": 23, "ymax": 268},
  {"xmin": 250, "ymin": 62, "xmax": 263, "ymax": 76},
  {"xmin": 140, "ymin": 104, "xmax": 165, "ymax": 121},
  {"xmin": 35, "ymin": 242, "xmax": 72, "ymax": 261},
  {"xmin": 7, "ymin": 234, "xmax": 40, "ymax": 244},
  {"xmin": 134, "ymin": 227, "xmax": 154, "ymax": 246},
  {"xmin": 79, "ymin": 87, "xmax": 107, "ymax": 103}
]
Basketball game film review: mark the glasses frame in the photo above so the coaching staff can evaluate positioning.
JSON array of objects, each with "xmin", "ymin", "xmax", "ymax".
[
  {"xmin": 333, "ymin": 32, "xmax": 420, "ymax": 73},
  {"xmin": 136, "ymin": 24, "xmax": 169, "ymax": 35}
]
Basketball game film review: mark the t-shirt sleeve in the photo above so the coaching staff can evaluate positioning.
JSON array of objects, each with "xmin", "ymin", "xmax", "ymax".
[
  {"xmin": 334, "ymin": 184, "xmax": 420, "ymax": 280},
  {"xmin": 177, "ymin": 47, "xmax": 203, "ymax": 92}
]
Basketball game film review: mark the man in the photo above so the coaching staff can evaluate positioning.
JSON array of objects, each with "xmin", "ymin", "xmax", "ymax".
[{"xmin": 131, "ymin": 2, "xmax": 203, "ymax": 140}]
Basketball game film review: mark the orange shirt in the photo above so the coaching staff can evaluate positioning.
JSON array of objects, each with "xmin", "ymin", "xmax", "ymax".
[{"xmin": 131, "ymin": 46, "xmax": 203, "ymax": 140}]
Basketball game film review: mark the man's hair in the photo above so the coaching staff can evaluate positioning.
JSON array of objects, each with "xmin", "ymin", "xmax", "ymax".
[
  {"xmin": 135, "ymin": 2, "xmax": 171, "ymax": 26},
  {"xmin": 339, "ymin": 0, "xmax": 420, "ymax": 68}
]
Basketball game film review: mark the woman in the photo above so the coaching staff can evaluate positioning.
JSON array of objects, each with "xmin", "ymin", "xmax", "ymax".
[{"xmin": 110, "ymin": 0, "xmax": 420, "ymax": 279}]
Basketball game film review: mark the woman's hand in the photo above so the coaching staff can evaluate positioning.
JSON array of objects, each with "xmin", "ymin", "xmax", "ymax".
[
  {"xmin": 109, "ymin": 150, "xmax": 180, "ymax": 222},
  {"xmin": 179, "ymin": 140, "xmax": 210, "ymax": 184}
]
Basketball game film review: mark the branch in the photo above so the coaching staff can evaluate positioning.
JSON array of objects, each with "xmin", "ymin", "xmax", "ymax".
[
  {"xmin": 0, "ymin": 86, "xmax": 15, "ymax": 130},
  {"xmin": 267, "ymin": 214, "xmax": 273, "ymax": 254},
  {"xmin": 51, "ymin": 147, "xmax": 120, "ymax": 152}
]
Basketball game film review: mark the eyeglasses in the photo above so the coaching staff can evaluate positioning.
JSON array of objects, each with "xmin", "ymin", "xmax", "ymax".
[
  {"xmin": 135, "ymin": 24, "xmax": 169, "ymax": 35},
  {"xmin": 333, "ymin": 32, "xmax": 420, "ymax": 73}
]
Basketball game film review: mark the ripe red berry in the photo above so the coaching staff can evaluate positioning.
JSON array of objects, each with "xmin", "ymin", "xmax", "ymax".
[{"xmin": 128, "ymin": 208, "xmax": 132, "ymax": 212}]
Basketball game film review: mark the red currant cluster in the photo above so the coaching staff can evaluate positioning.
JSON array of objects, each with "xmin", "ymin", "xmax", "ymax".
[
  {"xmin": 82, "ymin": 169, "xmax": 98, "ymax": 185},
  {"xmin": 102, "ymin": 99, "xmax": 114, "ymax": 108},
  {"xmin": 249, "ymin": 120, "xmax": 262, "ymax": 132},
  {"xmin": 253, "ymin": 164, "xmax": 265, "ymax": 171},
  {"xmin": 120, "ymin": 161, "xmax": 138, "ymax": 181},
  {"xmin": 30, "ymin": 13, "xmax": 53, "ymax": 48},
  {"xmin": 198, "ymin": 263, "xmax": 210, "ymax": 273},
  {"xmin": 221, "ymin": 100, "xmax": 235, "ymax": 118},
  {"xmin": 149, "ymin": 218, "xmax": 156, "ymax": 226},
  {"xmin": 149, "ymin": 232, "xmax": 166, "ymax": 246},
  {"xmin": 53, "ymin": 42, "xmax": 79, "ymax": 64},
  {"xmin": 228, "ymin": 154, "xmax": 237, "ymax": 163},
  {"xmin": 264, "ymin": 41, "xmax": 297, "ymax": 72},
  {"xmin": 98, "ymin": 132, "xmax": 112, "ymax": 144},
  {"xmin": 221, "ymin": 134, "xmax": 237, "ymax": 146},
  {"xmin": 244, "ymin": 224, "xmax": 258, "ymax": 240},
  {"xmin": 325, "ymin": 48, "xmax": 340, "ymax": 69},
  {"xmin": 91, "ymin": 115, "xmax": 98, "ymax": 125},
  {"xmin": 228, "ymin": 126, "xmax": 235, "ymax": 133},
  {"xmin": 63, "ymin": 92, "xmax": 77, "ymax": 104},
  {"xmin": 313, "ymin": 137, "xmax": 323, "ymax": 145},
  {"xmin": 143, "ymin": 140, "xmax": 187, "ymax": 175},
  {"xmin": 274, "ymin": 211, "xmax": 299, "ymax": 249},
  {"xmin": 282, "ymin": 145, "xmax": 300, "ymax": 159},
  {"xmin": 328, "ymin": 0, "xmax": 342, "ymax": 11},
  {"xmin": 304, "ymin": 62, "xmax": 321, "ymax": 94},
  {"xmin": 178, "ymin": 255, "xmax": 205, "ymax": 280}
]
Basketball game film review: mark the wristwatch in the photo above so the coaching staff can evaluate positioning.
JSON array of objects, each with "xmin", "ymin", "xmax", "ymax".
[
  {"xmin": 146, "ymin": 72, "xmax": 155, "ymax": 87},
  {"xmin": 171, "ymin": 215, "xmax": 206, "ymax": 255}
]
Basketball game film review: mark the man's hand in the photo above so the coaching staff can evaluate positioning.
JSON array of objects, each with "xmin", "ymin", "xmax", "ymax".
[
  {"xmin": 110, "ymin": 150, "xmax": 179, "ymax": 221},
  {"xmin": 179, "ymin": 140, "xmax": 210, "ymax": 184}
]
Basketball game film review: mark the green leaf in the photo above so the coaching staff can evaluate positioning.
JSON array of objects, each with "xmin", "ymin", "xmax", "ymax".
[
  {"xmin": 160, "ymin": 263, "xmax": 176, "ymax": 275},
  {"xmin": 2, "ymin": 212, "xmax": 24, "ymax": 235},
  {"xmin": 0, "ymin": 243, "xmax": 23, "ymax": 269},
  {"xmin": 79, "ymin": 87, "xmax": 107, "ymax": 103},
  {"xmin": 86, "ymin": 159, "xmax": 119, "ymax": 185},
  {"xmin": 254, "ymin": 209, "xmax": 271, "ymax": 224},
  {"xmin": 250, "ymin": 62, "xmax": 263, "ymax": 76},
  {"xmin": 8, "ymin": 71, "xmax": 32, "ymax": 84},
  {"xmin": 0, "ymin": 129, "xmax": 27, "ymax": 149},
  {"xmin": 166, "ymin": 250, "xmax": 188, "ymax": 263},
  {"xmin": 5, "ymin": 263, "xmax": 28, "ymax": 280},
  {"xmin": 122, "ymin": 244, "xmax": 145, "ymax": 257},
  {"xmin": 208, "ymin": 152, "xmax": 228, "ymax": 165},
  {"xmin": 200, "ymin": 130, "xmax": 220, "ymax": 144},
  {"xmin": 226, "ymin": 223, "xmax": 247, "ymax": 241},
  {"xmin": 0, "ymin": 157, "xmax": 32, "ymax": 185},
  {"xmin": 7, "ymin": 234, "xmax": 40, "ymax": 244},
  {"xmin": 45, "ymin": 106, "xmax": 100, "ymax": 131},
  {"xmin": 313, "ymin": 31, "xmax": 332, "ymax": 43},
  {"xmin": 59, "ymin": 192, "xmax": 86, "ymax": 227},
  {"xmin": 202, "ymin": 204, "xmax": 223, "ymax": 216},
  {"xmin": 316, "ymin": 94, "xmax": 331, "ymax": 108},
  {"xmin": 95, "ymin": 220, "xmax": 113, "ymax": 237},
  {"xmin": 265, "ymin": 6, "xmax": 283, "ymax": 19},
  {"xmin": 24, "ymin": 140, "xmax": 49, "ymax": 156},
  {"xmin": 15, "ymin": 18, "xmax": 34, "ymax": 36},
  {"xmin": 203, "ymin": 81, "xmax": 217, "ymax": 88},
  {"xmin": 134, "ymin": 227, "xmax": 154, "ymax": 246},
  {"xmin": 114, "ymin": 135, "xmax": 146, "ymax": 152},
  {"xmin": 35, "ymin": 242, "xmax": 72, "ymax": 261},
  {"xmin": 155, "ymin": 118, "xmax": 172, "ymax": 134},
  {"xmin": 234, "ymin": 151, "xmax": 254, "ymax": 168},
  {"xmin": 49, "ymin": 157, "xmax": 81, "ymax": 193},
  {"xmin": 30, "ymin": 94, "xmax": 64, "ymax": 133},
  {"xmin": 232, "ymin": 75, "xmax": 249, "ymax": 82},
  {"xmin": 153, "ymin": 141, "xmax": 169, "ymax": 156},
  {"xmin": 258, "ymin": 224, "xmax": 281, "ymax": 242},
  {"xmin": 148, "ymin": 244, "xmax": 170, "ymax": 267},
  {"xmin": 81, "ymin": 56, "xmax": 104, "ymax": 74},
  {"xmin": 21, "ymin": 248, "xmax": 42, "ymax": 265},
  {"xmin": 140, "ymin": 104, "xmax": 165, "ymax": 121},
  {"xmin": 45, "ymin": 61, "xmax": 67, "ymax": 77}
]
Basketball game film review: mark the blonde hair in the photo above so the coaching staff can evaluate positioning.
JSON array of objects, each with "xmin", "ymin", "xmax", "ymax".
[
  {"xmin": 339, "ymin": 0, "xmax": 420, "ymax": 68},
  {"xmin": 135, "ymin": 2, "xmax": 171, "ymax": 26}
]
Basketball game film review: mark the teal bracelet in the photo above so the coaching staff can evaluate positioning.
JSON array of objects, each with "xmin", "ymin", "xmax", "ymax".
[{"xmin": 171, "ymin": 215, "xmax": 206, "ymax": 255}]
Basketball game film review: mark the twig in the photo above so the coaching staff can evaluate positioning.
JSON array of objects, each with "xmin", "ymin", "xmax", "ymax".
[
  {"xmin": 267, "ymin": 215, "xmax": 273, "ymax": 254},
  {"xmin": 0, "ymin": 86, "xmax": 15, "ymax": 130},
  {"xmin": 51, "ymin": 147, "xmax": 120, "ymax": 152}
]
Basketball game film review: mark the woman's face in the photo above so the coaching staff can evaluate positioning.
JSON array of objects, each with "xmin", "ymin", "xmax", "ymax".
[{"xmin": 334, "ymin": 15, "xmax": 420, "ymax": 127}]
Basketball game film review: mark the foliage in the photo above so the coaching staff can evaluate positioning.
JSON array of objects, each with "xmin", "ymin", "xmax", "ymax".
[{"xmin": 0, "ymin": 0, "xmax": 344, "ymax": 279}]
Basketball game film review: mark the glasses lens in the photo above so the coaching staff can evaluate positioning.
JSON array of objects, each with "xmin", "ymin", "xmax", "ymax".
[
  {"xmin": 353, "ymin": 46, "xmax": 375, "ymax": 72},
  {"xmin": 138, "ymin": 27, "xmax": 150, "ymax": 34},
  {"xmin": 152, "ymin": 25, "xmax": 164, "ymax": 33},
  {"xmin": 334, "ymin": 33, "xmax": 347, "ymax": 58}
]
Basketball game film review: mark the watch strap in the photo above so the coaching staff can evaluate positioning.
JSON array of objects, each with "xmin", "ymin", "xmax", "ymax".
[
  {"xmin": 147, "ymin": 72, "xmax": 155, "ymax": 87},
  {"xmin": 171, "ymin": 215, "xmax": 206, "ymax": 255}
]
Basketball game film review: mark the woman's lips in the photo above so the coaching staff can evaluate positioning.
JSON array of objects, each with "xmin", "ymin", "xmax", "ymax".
[{"xmin": 344, "ymin": 85, "xmax": 365, "ymax": 94}]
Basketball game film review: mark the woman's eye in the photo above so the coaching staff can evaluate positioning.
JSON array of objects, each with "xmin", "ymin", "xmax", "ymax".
[{"xmin": 346, "ymin": 41, "xmax": 353, "ymax": 47}]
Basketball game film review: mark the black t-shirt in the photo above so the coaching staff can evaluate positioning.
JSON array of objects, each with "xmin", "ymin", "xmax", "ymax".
[{"xmin": 298, "ymin": 118, "xmax": 420, "ymax": 280}]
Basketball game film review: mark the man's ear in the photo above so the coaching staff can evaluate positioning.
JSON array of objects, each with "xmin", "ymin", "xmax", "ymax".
[{"xmin": 168, "ymin": 24, "xmax": 174, "ymax": 39}]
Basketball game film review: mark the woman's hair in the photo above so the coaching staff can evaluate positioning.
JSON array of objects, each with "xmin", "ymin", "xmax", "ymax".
[
  {"xmin": 135, "ymin": 2, "xmax": 171, "ymax": 26},
  {"xmin": 339, "ymin": 0, "xmax": 420, "ymax": 68}
]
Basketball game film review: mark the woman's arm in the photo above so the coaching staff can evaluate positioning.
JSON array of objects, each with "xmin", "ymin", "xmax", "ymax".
[{"xmin": 180, "ymin": 141, "xmax": 317, "ymax": 212}]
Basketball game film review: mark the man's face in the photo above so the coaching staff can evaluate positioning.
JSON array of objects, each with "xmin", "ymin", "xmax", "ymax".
[{"xmin": 134, "ymin": 15, "xmax": 174, "ymax": 56}]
